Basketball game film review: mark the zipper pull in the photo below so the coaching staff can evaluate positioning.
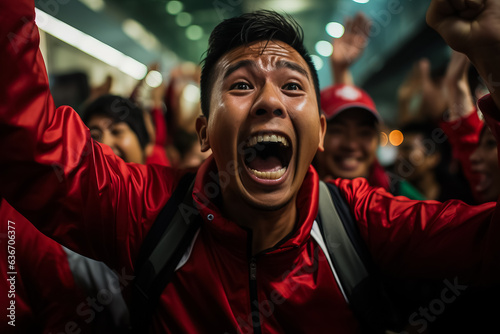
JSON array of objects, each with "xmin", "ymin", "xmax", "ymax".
[{"xmin": 250, "ymin": 257, "xmax": 257, "ymax": 280}]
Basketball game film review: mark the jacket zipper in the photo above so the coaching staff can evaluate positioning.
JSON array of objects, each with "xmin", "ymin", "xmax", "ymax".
[{"xmin": 249, "ymin": 257, "xmax": 262, "ymax": 334}]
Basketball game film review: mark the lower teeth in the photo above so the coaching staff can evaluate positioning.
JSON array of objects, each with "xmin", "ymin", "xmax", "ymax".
[{"xmin": 249, "ymin": 167, "xmax": 286, "ymax": 180}]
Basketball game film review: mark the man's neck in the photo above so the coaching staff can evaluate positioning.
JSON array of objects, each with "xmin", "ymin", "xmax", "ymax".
[{"xmin": 222, "ymin": 195, "xmax": 298, "ymax": 256}]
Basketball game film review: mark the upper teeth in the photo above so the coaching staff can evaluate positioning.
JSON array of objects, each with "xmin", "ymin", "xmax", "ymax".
[{"xmin": 247, "ymin": 134, "xmax": 289, "ymax": 147}]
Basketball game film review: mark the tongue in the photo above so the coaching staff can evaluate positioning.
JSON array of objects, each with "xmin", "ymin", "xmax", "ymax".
[{"xmin": 247, "ymin": 156, "xmax": 282, "ymax": 172}]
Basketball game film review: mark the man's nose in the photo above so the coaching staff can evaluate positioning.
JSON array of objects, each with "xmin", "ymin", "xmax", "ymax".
[
  {"xmin": 251, "ymin": 83, "xmax": 286, "ymax": 118},
  {"xmin": 340, "ymin": 130, "xmax": 360, "ymax": 149}
]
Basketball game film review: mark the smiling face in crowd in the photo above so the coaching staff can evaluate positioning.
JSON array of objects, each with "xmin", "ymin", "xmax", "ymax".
[
  {"xmin": 318, "ymin": 109, "xmax": 379, "ymax": 180},
  {"xmin": 470, "ymin": 126, "xmax": 500, "ymax": 203},
  {"xmin": 88, "ymin": 115, "xmax": 145, "ymax": 164},
  {"xmin": 197, "ymin": 40, "xmax": 326, "ymax": 212}
]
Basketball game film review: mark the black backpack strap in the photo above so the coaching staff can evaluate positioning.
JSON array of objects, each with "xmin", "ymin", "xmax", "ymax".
[
  {"xmin": 317, "ymin": 180, "xmax": 400, "ymax": 333},
  {"xmin": 317, "ymin": 180, "xmax": 370, "ymax": 298},
  {"xmin": 131, "ymin": 172, "xmax": 200, "ymax": 331}
]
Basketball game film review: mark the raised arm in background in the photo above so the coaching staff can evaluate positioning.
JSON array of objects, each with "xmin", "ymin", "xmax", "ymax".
[
  {"xmin": 440, "ymin": 51, "xmax": 484, "ymax": 196},
  {"xmin": 329, "ymin": 12, "xmax": 371, "ymax": 85}
]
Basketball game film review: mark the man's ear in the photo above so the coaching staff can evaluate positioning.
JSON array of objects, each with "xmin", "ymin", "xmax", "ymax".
[
  {"xmin": 317, "ymin": 114, "xmax": 327, "ymax": 152},
  {"xmin": 196, "ymin": 116, "xmax": 211, "ymax": 152}
]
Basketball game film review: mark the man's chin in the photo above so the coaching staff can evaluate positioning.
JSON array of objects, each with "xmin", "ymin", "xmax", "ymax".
[{"xmin": 244, "ymin": 192, "xmax": 294, "ymax": 212}]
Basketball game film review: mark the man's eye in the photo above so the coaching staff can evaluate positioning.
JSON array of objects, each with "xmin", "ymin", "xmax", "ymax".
[
  {"xmin": 230, "ymin": 82, "xmax": 251, "ymax": 90},
  {"xmin": 283, "ymin": 83, "xmax": 301, "ymax": 91}
]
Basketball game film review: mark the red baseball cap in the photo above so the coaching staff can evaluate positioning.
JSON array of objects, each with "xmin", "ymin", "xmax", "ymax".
[{"xmin": 320, "ymin": 84, "xmax": 381, "ymax": 123}]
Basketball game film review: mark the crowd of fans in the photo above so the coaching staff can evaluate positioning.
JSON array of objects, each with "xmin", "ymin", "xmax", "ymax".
[{"xmin": 1, "ymin": 0, "xmax": 500, "ymax": 333}]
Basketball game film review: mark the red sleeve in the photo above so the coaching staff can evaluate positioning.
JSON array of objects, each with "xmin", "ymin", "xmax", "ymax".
[
  {"xmin": 0, "ymin": 200, "xmax": 90, "ymax": 332},
  {"xmin": 331, "ymin": 177, "xmax": 498, "ymax": 284},
  {"xmin": 146, "ymin": 144, "xmax": 171, "ymax": 167},
  {"xmin": 151, "ymin": 106, "xmax": 168, "ymax": 147},
  {"xmin": 440, "ymin": 109, "xmax": 484, "ymax": 190},
  {"xmin": 0, "ymin": 0, "xmax": 180, "ymax": 270}
]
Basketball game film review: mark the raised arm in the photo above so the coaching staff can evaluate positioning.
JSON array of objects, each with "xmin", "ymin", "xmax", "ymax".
[
  {"xmin": 343, "ymin": 0, "xmax": 500, "ymax": 284},
  {"xmin": 333, "ymin": 177, "xmax": 497, "ymax": 283},
  {"xmin": 443, "ymin": 51, "xmax": 476, "ymax": 122},
  {"xmin": 440, "ymin": 51, "xmax": 483, "ymax": 193},
  {"xmin": 0, "ymin": 0, "xmax": 177, "ymax": 267},
  {"xmin": 330, "ymin": 12, "xmax": 371, "ymax": 85},
  {"xmin": 427, "ymin": 0, "xmax": 500, "ymax": 113}
]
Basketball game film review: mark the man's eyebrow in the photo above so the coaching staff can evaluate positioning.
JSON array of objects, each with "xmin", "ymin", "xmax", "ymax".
[
  {"xmin": 223, "ymin": 60, "xmax": 256, "ymax": 79},
  {"xmin": 276, "ymin": 60, "xmax": 309, "ymax": 79}
]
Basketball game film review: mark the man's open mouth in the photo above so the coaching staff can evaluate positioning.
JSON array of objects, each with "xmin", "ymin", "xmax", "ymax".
[{"xmin": 243, "ymin": 133, "xmax": 293, "ymax": 180}]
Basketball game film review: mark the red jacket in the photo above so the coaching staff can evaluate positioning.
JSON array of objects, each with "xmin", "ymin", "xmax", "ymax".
[
  {"xmin": 145, "ymin": 107, "xmax": 170, "ymax": 167},
  {"xmin": 0, "ymin": 200, "xmax": 89, "ymax": 333},
  {"xmin": 1, "ymin": 2, "xmax": 499, "ymax": 333}
]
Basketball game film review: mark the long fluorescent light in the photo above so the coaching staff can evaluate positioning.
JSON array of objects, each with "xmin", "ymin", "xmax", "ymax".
[{"xmin": 35, "ymin": 8, "xmax": 147, "ymax": 80}]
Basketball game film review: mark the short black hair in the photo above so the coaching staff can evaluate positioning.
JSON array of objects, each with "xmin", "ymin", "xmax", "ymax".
[
  {"xmin": 81, "ymin": 95, "xmax": 150, "ymax": 149},
  {"xmin": 200, "ymin": 10, "xmax": 320, "ymax": 118}
]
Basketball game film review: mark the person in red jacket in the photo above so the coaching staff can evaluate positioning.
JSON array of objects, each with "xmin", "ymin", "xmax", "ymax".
[
  {"xmin": 316, "ymin": 13, "xmax": 425, "ymax": 199},
  {"xmin": 1, "ymin": 1, "xmax": 500, "ymax": 333},
  {"xmin": 440, "ymin": 50, "xmax": 500, "ymax": 204},
  {"xmin": 82, "ymin": 94, "xmax": 152, "ymax": 165},
  {"xmin": 316, "ymin": 84, "xmax": 427, "ymax": 199}
]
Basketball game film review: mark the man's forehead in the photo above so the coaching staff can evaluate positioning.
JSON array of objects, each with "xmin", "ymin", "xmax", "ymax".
[{"xmin": 216, "ymin": 40, "xmax": 309, "ymax": 73}]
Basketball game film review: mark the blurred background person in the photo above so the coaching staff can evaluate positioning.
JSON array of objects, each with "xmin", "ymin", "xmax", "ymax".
[{"xmin": 315, "ymin": 13, "xmax": 424, "ymax": 199}]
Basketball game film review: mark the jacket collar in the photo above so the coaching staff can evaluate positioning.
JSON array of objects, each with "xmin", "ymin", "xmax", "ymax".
[{"xmin": 192, "ymin": 156, "xmax": 320, "ymax": 257}]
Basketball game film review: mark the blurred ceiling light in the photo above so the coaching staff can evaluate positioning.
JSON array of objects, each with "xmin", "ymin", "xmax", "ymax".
[
  {"xmin": 176, "ymin": 12, "xmax": 192, "ymax": 27},
  {"xmin": 315, "ymin": 41, "xmax": 333, "ymax": 57},
  {"xmin": 182, "ymin": 83, "xmax": 201, "ymax": 104},
  {"xmin": 35, "ymin": 8, "xmax": 147, "ymax": 80},
  {"xmin": 122, "ymin": 19, "xmax": 143, "ymax": 39},
  {"xmin": 180, "ymin": 83, "xmax": 201, "ymax": 121},
  {"xmin": 255, "ymin": 0, "xmax": 311, "ymax": 13},
  {"xmin": 326, "ymin": 22, "xmax": 345, "ymax": 38},
  {"xmin": 122, "ymin": 19, "xmax": 160, "ymax": 51},
  {"xmin": 310, "ymin": 55, "xmax": 324, "ymax": 70},
  {"xmin": 186, "ymin": 25, "xmax": 203, "ymax": 41},
  {"xmin": 79, "ymin": 0, "xmax": 105, "ymax": 12},
  {"xmin": 166, "ymin": 1, "xmax": 183, "ymax": 15},
  {"xmin": 145, "ymin": 70, "xmax": 163, "ymax": 88},
  {"xmin": 353, "ymin": 0, "xmax": 370, "ymax": 3},
  {"xmin": 389, "ymin": 130, "xmax": 404, "ymax": 146}
]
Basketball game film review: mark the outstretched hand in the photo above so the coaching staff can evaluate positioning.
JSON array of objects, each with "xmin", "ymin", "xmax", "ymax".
[
  {"xmin": 397, "ymin": 58, "xmax": 447, "ymax": 124},
  {"xmin": 330, "ymin": 12, "xmax": 371, "ymax": 70},
  {"xmin": 330, "ymin": 12, "xmax": 371, "ymax": 85}
]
